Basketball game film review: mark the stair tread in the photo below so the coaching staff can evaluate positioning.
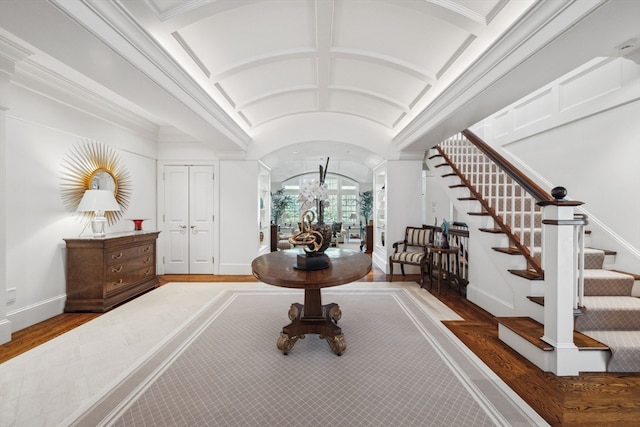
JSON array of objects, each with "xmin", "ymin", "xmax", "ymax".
[
  {"xmin": 497, "ymin": 316, "xmax": 608, "ymax": 350},
  {"xmin": 493, "ymin": 247, "xmax": 521, "ymax": 255},
  {"xmin": 582, "ymin": 295, "xmax": 640, "ymax": 308},
  {"xmin": 508, "ymin": 269, "xmax": 544, "ymax": 280},
  {"xmin": 479, "ymin": 227, "xmax": 504, "ymax": 233},
  {"xmin": 527, "ymin": 296, "xmax": 544, "ymax": 306},
  {"xmin": 587, "ymin": 247, "xmax": 617, "ymax": 256},
  {"xmin": 576, "ymin": 296, "xmax": 640, "ymax": 332},
  {"xmin": 611, "ymin": 270, "xmax": 640, "ymax": 280},
  {"xmin": 584, "ymin": 269, "xmax": 635, "ymax": 296}
]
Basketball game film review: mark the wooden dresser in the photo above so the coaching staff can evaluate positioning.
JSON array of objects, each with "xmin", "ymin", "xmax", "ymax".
[{"xmin": 64, "ymin": 231, "xmax": 160, "ymax": 312}]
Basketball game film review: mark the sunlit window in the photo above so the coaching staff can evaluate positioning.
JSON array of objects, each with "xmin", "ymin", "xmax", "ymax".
[{"xmin": 279, "ymin": 174, "xmax": 359, "ymax": 225}]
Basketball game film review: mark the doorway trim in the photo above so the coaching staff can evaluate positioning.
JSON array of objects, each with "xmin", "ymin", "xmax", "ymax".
[{"xmin": 157, "ymin": 160, "xmax": 220, "ymax": 275}]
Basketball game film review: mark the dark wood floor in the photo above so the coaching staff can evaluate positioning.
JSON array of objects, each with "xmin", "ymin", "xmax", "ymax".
[{"xmin": 1, "ymin": 269, "xmax": 639, "ymax": 426}]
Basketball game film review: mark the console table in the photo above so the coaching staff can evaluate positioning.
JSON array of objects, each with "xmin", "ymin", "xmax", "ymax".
[
  {"xmin": 251, "ymin": 248, "xmax": 371, "ymax": 355},
  {"xmin": 64, "ymin": 231, "xmax": 160, "ymax": 312}
]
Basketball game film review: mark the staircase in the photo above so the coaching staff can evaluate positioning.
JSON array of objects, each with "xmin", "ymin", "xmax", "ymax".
[{"xmin": 430, "ymin": 130, "xmax": 640, "ymax": 375}]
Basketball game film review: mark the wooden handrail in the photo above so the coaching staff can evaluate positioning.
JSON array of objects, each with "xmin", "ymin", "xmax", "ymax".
[
  {"xmin": 436, "ymin": 134, "xmax": 544, "ymax": 276},
  {"xmin": 462, "ymin": 129, "xmax": 553, "ymax": 203}
]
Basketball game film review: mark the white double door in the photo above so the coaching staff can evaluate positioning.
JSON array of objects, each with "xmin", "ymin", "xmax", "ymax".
[{"xmin": 163, "ymin": 165, "xmax": 215, "ymax": 274}]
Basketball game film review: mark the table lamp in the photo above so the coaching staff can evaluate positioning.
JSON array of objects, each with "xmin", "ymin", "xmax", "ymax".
[{"xmin": 76, "ymin": 189, "xmax": 121, "ymax": 237}]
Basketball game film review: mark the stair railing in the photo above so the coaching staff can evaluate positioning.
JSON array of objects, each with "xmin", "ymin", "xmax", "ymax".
[
  {"xmin": 437, "ymin": 129, "xmax": 554, "ymax": 277},
  {"xmin": 574, "ymin": 213, "xmax": 588, "ymax": 309}
]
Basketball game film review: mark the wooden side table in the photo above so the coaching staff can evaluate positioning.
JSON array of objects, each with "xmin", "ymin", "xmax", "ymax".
[
  {"xmin": 427, "ymin": 245, "xmax": 458, "ymax": 295},
  {"xmin": 251, "ymin": 248, "xmax": 371, "ymax": 355}
]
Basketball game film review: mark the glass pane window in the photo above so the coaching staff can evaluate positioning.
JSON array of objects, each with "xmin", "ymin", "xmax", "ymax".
[
  {"xmin": 280, "ymin": 173, "xmax": 360, "ymax": 225},
  {"xmin": 341, "ymin": 194, "xmax": 357, "ymax": 223}
]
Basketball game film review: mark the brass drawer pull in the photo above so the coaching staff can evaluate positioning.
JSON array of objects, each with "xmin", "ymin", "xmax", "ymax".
[
  {"xmin": 111, "ymin": 252, "xmax": 123, "ymax": 260},
  {"xmin": 142, "ymin": 246, "xmax": 151, "ymax": 252},
  {"xmin": 144, "ymin": 268, "xmax": 152, "ymax": 275},
  {"xmin": 143, "ymin": 257, "xmax": 151, "ymax": 264},
  {"xmin": 111, "ymin": 265, "xmax": 123, "ymax": 273},
  {"xmin": 112, "ymin": 279, "xmax": 123, "ymax": 286}
]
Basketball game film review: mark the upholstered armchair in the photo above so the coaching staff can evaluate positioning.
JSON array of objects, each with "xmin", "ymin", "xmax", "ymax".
[{"xmin": 389, "ymin": 225, "xmax": 439, "ymax": 285}]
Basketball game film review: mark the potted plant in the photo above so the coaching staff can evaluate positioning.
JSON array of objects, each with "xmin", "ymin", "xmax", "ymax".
[
  {"xmin": 355, "ymin": 190, "xmax": 373, "ymax": 224},
  {"xmin": 271, "ymin": 188, "xmax": 294, "ymax": 225}
]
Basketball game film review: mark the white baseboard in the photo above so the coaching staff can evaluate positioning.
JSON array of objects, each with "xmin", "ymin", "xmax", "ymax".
[
  {"xmin": 0, "ymin": 319, "xmax": 12, "ymax": 345},
  {"xmin": 7, "ymin": 294, "xmax": 66, "ymax": 334},
  {"xmin": 218, "ymin": 264, "xmax": 252, "ymax": 275},
  {"xmin": 467, "ymin": 285, "xmax": 515, "ymax": 316}
]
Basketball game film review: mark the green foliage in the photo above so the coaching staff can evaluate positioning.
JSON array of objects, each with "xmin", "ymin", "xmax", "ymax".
[
  {"xmin": 271, "ymin": 188, "xmax": 294, "ymax": 224},
  {"xmin": 355, "ymin": 190, "xmax": 373, "ymax": 223}
]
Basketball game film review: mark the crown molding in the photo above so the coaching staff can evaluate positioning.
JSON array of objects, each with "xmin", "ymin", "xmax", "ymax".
[
  {"xmin": 50, "ymin": 0, "xmax": 251, "ymax": 149},
  {"xmin": 12, "ymin": 58, "xmax": 160, "ymax": 140},
  {"xmin": 0, "ymin": 33, "xmax": 33, "ymax": 75}
]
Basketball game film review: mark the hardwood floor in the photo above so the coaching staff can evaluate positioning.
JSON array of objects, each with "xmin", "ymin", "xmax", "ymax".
[{"xmin": 1, "ymin": 269, "xmax": 639, "ymax": 426}]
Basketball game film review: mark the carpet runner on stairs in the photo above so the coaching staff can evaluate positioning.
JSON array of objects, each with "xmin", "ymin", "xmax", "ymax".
[
  {"xmin": 434, "ymin": 141, "xmax": 640, "ymax": 373},
  {"xmin": 571, "ymin": 248, "xmax": 640, "ymax": 372}
]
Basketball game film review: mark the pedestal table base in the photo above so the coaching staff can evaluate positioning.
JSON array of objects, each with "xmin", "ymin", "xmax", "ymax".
[{"xmin": 276, "ymin": 289, "xmax": 345, "ymax": 355}]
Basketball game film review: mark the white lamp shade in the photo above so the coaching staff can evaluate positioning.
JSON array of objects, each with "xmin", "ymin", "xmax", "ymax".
[{"xmin": 76, "ymin": 190, "xmax": 121, "ymax": 212}]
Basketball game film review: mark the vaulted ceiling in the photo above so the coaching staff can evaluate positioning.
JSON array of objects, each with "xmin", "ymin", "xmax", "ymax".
[{"xmin": 1, "ymin": 0, "xmax": 638, "ymax": 182}]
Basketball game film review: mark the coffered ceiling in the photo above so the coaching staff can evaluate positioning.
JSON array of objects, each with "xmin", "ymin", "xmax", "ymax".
[{"xmin": 1, "ymin": 0, "xmax": 639, "ymax": 182}]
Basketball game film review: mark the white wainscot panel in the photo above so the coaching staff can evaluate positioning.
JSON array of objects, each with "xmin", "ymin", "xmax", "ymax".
[
  {"xmin": 492, "ymin": 110, "xmax": 510, "ymax": 139},
  {"xmin": 559, "ymin": 59, "xmax": 622, "ymax": 112},
  {"xmin": 513, "ymin": 88, "xmax": 553, "ymax": 131}
]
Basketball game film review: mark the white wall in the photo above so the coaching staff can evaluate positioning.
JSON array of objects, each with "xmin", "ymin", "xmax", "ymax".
[
  {"xmin": 2, "ymin": 72, "xmax": 158, "ymax": 336},
  {"xmin": 372, "ymin": 160, "xmax": 424, "ymax": 273},
  {"xmin": 218, "ymin": 161, "xmax": 262, "ymax": 275}
]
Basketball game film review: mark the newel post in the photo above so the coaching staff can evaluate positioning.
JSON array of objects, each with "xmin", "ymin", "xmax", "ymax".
[{"xmin": 538, "ymin": 187, "xmax": 584, "ymax": 375}]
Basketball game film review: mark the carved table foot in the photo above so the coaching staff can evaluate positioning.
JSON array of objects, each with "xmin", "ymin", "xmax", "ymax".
[
  {"xmin": 327, "ymin": 303, "xmax": 342, "ymax": 324},
  {"xmin": 277, "ymin": 332, "xmax": 305, "ymax": 355},
  {"xmin": 320, "ymin": 333, "xmax": 346, "ymax": 356}
]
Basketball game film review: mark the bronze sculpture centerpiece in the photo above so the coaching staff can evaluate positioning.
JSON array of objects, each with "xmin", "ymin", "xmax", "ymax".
[{"xmin": 288, "ymin": 158, "xmax": 332, "ymax": 270}]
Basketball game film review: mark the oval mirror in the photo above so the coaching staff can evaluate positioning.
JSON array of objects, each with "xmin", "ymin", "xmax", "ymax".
[{"xmin": 90, "ymin": 169, "xmax": 117, "ymax": 194}]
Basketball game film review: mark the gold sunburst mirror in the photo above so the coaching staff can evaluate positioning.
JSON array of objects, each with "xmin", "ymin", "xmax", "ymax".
[{"xmin": 60, "ymin": 140, "xmax": 131, "ymax": 225}]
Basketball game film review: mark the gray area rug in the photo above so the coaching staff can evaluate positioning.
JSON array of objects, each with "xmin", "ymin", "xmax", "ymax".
[{"xmin": 72, "ymin": 288, "xmax": 545, "ymax": 426}]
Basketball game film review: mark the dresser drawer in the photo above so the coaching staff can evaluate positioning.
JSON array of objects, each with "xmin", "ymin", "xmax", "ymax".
[
  {"xmin": 107, "ymin": 243, "xmax": 154, "ymax": 265},
  {"xmin": 105, "ymin": 265, "xmax": 155, "ymax": 294}
]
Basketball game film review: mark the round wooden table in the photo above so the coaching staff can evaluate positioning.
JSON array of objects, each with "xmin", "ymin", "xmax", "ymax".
[{"xmin": 251, "ymin": 248, "xmax": 371, "ymax": 355}]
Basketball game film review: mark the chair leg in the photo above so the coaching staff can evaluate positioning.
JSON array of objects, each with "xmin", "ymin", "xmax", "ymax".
[
  {"xmin": 389, "ymin": 259, "xmax": 394, "ymax": 282},
  {"xmin": 400, "ymin": 264, "xmax": 405, "ymax": 276}
]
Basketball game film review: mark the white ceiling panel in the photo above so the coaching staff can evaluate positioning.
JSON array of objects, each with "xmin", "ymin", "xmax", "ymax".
[
  {"xmin": 176, "ymin": 1, "xmax": 315, "ymax": 74},
  {"xmin": 242, "ymin": 91, "xmax": 318, "ymax": 126},
  {"xmin": 331, "ymin": 57, "xmax": 429, "ymax": 107},
  {"xmin": 439, "ymin": 0, "xmax": 507, "ymax": 24},
  {"xmin": 218, "ymin": 57, "xmax": 317, "ymax": 107},
  {"xmin": 333, "ymin": 1, "xmax": 473, "ymax": 76},
  {"xmin": 328, "ymin": 91, "xmax": 404, "ymax": 126}
]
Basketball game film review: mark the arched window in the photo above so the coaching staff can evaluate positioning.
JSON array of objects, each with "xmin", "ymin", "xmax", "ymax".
[{"xmin": 280, "ymin": 174, "xmax": 359, "ymax": 225}]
